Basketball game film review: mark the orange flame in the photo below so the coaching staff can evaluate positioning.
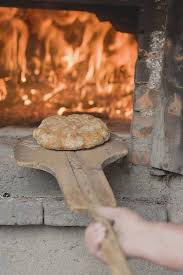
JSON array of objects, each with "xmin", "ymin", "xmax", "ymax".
[{"xmin": 0, "ymin": 8, "xmax": 138, "ymax": 125}]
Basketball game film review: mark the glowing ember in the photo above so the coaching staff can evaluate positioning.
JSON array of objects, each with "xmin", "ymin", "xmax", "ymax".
[
  {"xmin": 0, "ymin": 8, "xmax": 138, "ymax": 126},
  {"xmin": 0, "ymin": 79, "xmax": 7, "ymax": 102},
  {"xmin": 58, "ymin": 107, "xmax": 67, "ymax": 116}
]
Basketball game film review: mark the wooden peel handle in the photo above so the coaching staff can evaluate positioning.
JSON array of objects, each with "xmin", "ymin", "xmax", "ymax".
[{"xmin": 91, "ymin": 211, "xmax": 131, "ymax": 275}]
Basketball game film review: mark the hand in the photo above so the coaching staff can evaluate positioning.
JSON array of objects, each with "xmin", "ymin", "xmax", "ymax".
[{"xmin": 85, "ymin": 207, "xmax": 183, "ymax": 271}]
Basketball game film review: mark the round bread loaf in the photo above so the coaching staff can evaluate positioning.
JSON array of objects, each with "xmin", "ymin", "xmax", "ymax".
[{"xmin": 33, "ymin": 114, "xmax": 110, "ymax": 150}]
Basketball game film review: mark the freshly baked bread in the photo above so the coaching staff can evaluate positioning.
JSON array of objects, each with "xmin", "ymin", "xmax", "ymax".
[{"xmin": 33, "ymin": 114, "xmax": 110, "ymax": 150}]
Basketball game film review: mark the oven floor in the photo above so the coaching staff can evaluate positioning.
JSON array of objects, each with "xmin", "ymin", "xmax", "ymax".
[{"xmin": 0, "ymin": 126, "xmax": 180, "ymax": 275}]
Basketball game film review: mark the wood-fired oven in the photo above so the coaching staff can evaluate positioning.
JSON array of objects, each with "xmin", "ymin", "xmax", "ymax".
[
  {"xmin": 0, "ymin": 1, "xmax": 140, "ymax": 128},
  {"xmin": 1, "ymin": 2, "xmax": 183, "ymax": 274},
  {"xmin": 1, "ymin": 0, "xmax": 178, "ymax": 176}
]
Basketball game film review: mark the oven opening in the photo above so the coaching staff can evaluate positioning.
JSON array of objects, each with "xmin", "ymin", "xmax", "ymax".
[{"xmin": 0, "ymin": 7, "xmax": 138, "ymax": 133}]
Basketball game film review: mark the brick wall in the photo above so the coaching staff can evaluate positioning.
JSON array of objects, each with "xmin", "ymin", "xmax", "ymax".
[{"xmin": 130, "ymin": 0, "xmax": 167, "ymax": 166}]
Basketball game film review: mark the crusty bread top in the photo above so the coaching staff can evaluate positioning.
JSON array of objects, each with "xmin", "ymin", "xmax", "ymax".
[{"xmin": 33, "ymin": 114, "xmax": 110, "ymax": 150}]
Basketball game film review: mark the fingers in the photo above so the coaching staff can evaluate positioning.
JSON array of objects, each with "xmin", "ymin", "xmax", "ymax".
[
  {"xmin": 86, "ymin": 207, "xmax": 146, "ymax": 264},
  {"xmin": 85, "ymin": 223, "xmax": 107, "ymax": 264}
]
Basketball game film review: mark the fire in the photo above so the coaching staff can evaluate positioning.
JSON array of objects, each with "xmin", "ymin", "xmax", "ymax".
[{"xmin": 0, "ymin": 8, "xmax": 138, "ymax": 126}]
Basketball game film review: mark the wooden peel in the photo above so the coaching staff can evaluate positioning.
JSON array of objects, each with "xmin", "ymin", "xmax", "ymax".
[{"xmin": 14, "ymin": 134, "xmax": 131, "ymax": 275}]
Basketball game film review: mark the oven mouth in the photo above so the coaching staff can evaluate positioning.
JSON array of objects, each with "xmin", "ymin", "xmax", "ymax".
[{"xmin": 0, "ymin": 4, "xmax": 139, "ymax": 133}]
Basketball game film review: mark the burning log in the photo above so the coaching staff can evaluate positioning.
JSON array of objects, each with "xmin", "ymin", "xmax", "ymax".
[
  {"xmin": 0, "ymin": 9, "xmax": 28, "ymax": 80},
  {"xmin": 0, "ymin": 79, "xmax": 7, "ymax": 101}
]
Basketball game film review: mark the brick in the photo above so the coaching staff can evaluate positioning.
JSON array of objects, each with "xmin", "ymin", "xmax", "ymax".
[
  {"xmin": 134, "ymin": 84, "xmax": 149, "ymax": 99},
  {"xmin": 151, "ymin": 4, "xmax": 167, "ymax": 31},
  {"xmin": 0, "ymin": 139, "xmax": 61, "ymax": 199},
  {"xmin": 146, "ymin": 56, "xmax": 164, "ymax": 90},
  {"xmin": 168, "ymin": 175, "xmax": 183, "ymax": 205},
  {"xmin": 0, "ymin": 142, "xmax": 14, "ymax": 159},
  {"xmin": 146, "ymin": 31, "xmax": 166, "ymax": 90},
  {"xmin": 135, "ymin": 59, "xmax": 150, "ymax": 84},
  {"xmin": 167, "ymin": 203, "xmax": 183, "ymax": 224},
  {"xmin": 134, "ymin": 91, "xmax": 153, "ymax": 112},
  {"xmin": 133, "ymin": 115, "xmax": 153, "ymax": 128},
  {"xmin": 131, "ymin": 149, "xmax": 151, "ymax": 166},
  {"xmin": 0, "ymin": 199, "xmax": 43, "ymax": 225},
  {"xmin": 104, "ymin": 164, "xmax": 168, "ymax": 202},
  {"xmin": 150, "ymin": 168, "xmax": 167, "ymax": 177},
  {"xmin": 0, "ymin": 126, "xmax": 34, "ymax": 138},
  {"xmin": 132, "ymin": 126, "xmax": 152, "ymax": 138},
  {"xmin": 138, "ymin": 33, "xmax": 151, "ymax": 53},
  {"xmin": 167, "ymin": 175, "xmax": 183, "ymax": 223},
  {"xmin": 44, "ymin": 198, "xmax": 167, "ymax": 227},
  {"xmin": 132, "ymin": 115, "xmax": 153, "ymax": 139},
  {"xmin": 134, "ymin": 89, "xmax": 158, "ymax": 112},
  {"xmin": 118, "ymin": 200, "xmax": 167, "ymax": 222},
  {"xmin": 131, "ymin": 114, "xmax": 153, "ymax": 165},
  {"xmin": 43, "ymin": 200, "xmax": 90, "ymax": 226}
]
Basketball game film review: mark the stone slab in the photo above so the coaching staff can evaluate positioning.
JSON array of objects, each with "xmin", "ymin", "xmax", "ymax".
[
  {"xmin": 0, "ymin": 195, "xmax": 167, "ymax": 226},
  {"xmin": 0, "ymin": 199, "xmax": 43, "ymax": 225},
  {"xmin": 0, "ymin": 226, "xmax": 178, "ymax": 275},
  {"xmin": 104, "ymin": 161, "xmax": 168, "ymax": 202},
  {"xmin": 0, "ymin": 226, "xmax": 109, "ymax": 275},
  {"xmin": 150, "ymin": 168, "xmax": 167, "ymax": 177},
  {"xmin": 43, "ymin": 199, "xmax": 167, "ymax": 227},
  {"xmin": 167, "ymin": 175, "xmax": 183, "ymax": 223},
  {"xmin": 135, "ymin": 59, "xmax": 150, "ymax": 84},
  {"xmin": 0, "ymin": 197, "xmax": 167, "ymax": 226},
  {"xmin": 167, "ymin": 203, "xmax": 183, "ymax": 224},
  {"xmin": 43, "ymin": 200, "xmax": 90, "ymax": 226},
  {"xmin": 119, "ymin": 200, "xmax": 167, "ymax": 222},
  {"xmin": 0, "ymin": 126, "xmax": 34, "ymax": 138},
  {"xmin": 0, "ymin": 140, "xmax": 61, "ymax": 199}
]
